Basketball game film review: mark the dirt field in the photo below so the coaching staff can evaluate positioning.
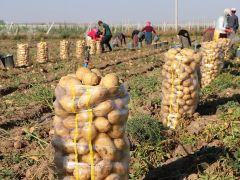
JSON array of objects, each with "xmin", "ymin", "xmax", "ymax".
[{"xmin": 0, "ymin": 39, "xmax": 240, "ymax": 180}]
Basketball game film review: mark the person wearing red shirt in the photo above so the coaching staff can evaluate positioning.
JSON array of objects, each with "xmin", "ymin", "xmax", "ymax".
[
  {"xmin": 142, "ymin": 21, "xmax": 156, "ymax": 45},
  {"xmin": 87, "ymin": 28, "xmax": 101, "ymax": 41}
]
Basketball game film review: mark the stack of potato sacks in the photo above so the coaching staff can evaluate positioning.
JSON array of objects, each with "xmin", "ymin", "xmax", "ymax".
[
  {"xmin": 37, "ymin": 42, "xmax": 48, "ymax": 63},
  {"xmin": 16, "ymin": 44, "xmax": 29, "ymax": 67},
  {"xmin": 52, "ymin": 67, "xmax": 130, "ymax": 180},
  {"xmin": 161, "ymin": 48, "xmax": 201, "ymax": 129},
  {"xmin": 200, "ymin": 41, "xmax": 223, "ymax": 87},
  {"xmin": 96, "ymin": 41, "xmax": 102, "ymax": 55},
  {"xmin": 217, "ymin": 38, "xmax": 232, "ymax": 60},
  {"xmin": 76, "ymin": 40, "xmax": 86, "ymax": 59},
  {"xmin": 60, "ymin": 40, "xmax": 70, "ymax": 60}
]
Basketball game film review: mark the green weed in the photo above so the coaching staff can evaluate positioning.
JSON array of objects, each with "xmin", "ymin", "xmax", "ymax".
[{"xmin": 127, "ymin": 114, "xmax": 164, "ymax": 144}]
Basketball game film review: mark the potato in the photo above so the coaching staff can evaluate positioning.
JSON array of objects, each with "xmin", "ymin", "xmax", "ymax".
[
  {"xmin": 59, "ymin": 95, "xmax": 77, "ymax": 113},
  {"xmin": 63, "ymin": 176, "xmax": 75, "ymax": 180},
  {"xmin": 55, "ymin": 126, "xmax": 69, "ymax": 138},
  {"xmin": 94, "ymin": 133, "xmax": 116, "ymax": 160},
  {"xmin": 55, "ymin": 86, "xmax": 66, "ymax": 100},
  {"xmin": 95, "ymin": 160, "xmax": 113, "ymax": 179},
  {"xmin": 82, "ymin": 72, "xmax": 100, "ymax": 86},
  {"xmin": 63, "ymin": 154, "xmax": 75, "ymax": 173},
  {"xmin": 53, "ymin": 116, "xmax": 63, "ymax": 127},
  {"xmin": 62, "ymin": 115, "xmax": 85, "ymax": 129},
  {"xmin": 59, "ymin": 76, "xmax": 81, "ymax": 88},
  {"xmin": 76, "ymin": 67, "xmax": 91, "ymax": 81},
  {"xmin": 182, "ymin": 79, "xmax": 191, "ymax": 87},
  {"xmin": 53, "ymin": 101, "xmax": 69, "ymax": 117},
  {"xmin": 94, "ymin": 117, "xmax": 111, "ymax": 133},
  {"xmin": 182, "ymin": 94, "xmax": 191, "ymax": 101},
  {"xmin": 82, "ymin": 152, "xmax": 101, "ymax": 165},
  {"xmin": 108, "ymin": 108, "xmax": 129, "ymax": 125},
  {"xmin": 108, "ymin": 125, "xmax": 124, "ymax": 139},
  {"xmin": 105, "ymin": 174, "xmax": 121, "ymax": 180},
  {"xmin": 63, "ymin": 138, "xmax": 75, "ymax": 153},
  {"xmin": 113, "ymin": 162, "xmax": 127, "ymax": 176},
  {"xmin": 82, "ymin": 123, "xmax": 97, "ymax": 141},
  {"xmin": 91, "ymin": 69, "xmax": 102, "ymax": 77},
  {"xmin": 77, "ymin": 138, "xmax": 89, "ymax": 155},
  {"xmin": 70, "ymin": 128, "xmax": 82, "ymax": 140},
  {"xmin": 113, "ymin": 138, "xmax": 125, "ymax": 150},
  {"xmin": 73, "ymin": 164, "xmax": 90, "ymax": 180},
  {"xmin": 101, "ymin": 73, "xmax": 119, "ymax": 95},
  {"xmin": 93, "ymin": 100, "xmax": 114, "ymax": 117},
  {"xmin": 77, "ymin": 87, "xmax": 108, "ymax": 109}
]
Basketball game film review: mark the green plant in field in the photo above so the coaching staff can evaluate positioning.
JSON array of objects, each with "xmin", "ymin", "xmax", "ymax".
[
  {"xmin": 116, "ymin": 63, "xmax": 126, "ymax": 70},
  {"xmin": 179, "ymin": 134, "xmax": 197, "ymax": 146},
  {"xmin": 130, "ymin": 144, "xmax": 166, "ymax": 179},
  {"xmin": 7, "ymin": 83, "xmax": 54, "ymax": 109},
  {"xmin": 201, "ymin": 73, "xmax": 240, "ymax": 96},
  {"xmin": 127, "ymin": 114, "xmax": 164, "ymax": 144},
  {"xmin": 0, "ymin": 169, "xmax": 15, "ymax": 179},
  {"xmin": 217, "ymin": 101, "xmax": 240, "ymax": 122},
  {"xmin": 129, "ymin": 75, "xmax": 159, "ymax": 99}
]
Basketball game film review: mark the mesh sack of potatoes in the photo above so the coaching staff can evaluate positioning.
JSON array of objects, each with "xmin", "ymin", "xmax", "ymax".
[
  {"xmin": 217, "ymin": 38, "xmax": 232, "ymax": 60},
  {"xmin": 52, "ymin": 67, "xmax": 130, "ymax": 180},
  {"xmin": 60, "ymin": 40, "xmax": 70, "ymax": 60},
  {"xmin": 96, "ymin": 41, "xmax": 102, "ymax": 55},
  {"xmin": 16, "ymin": 43, "xmax": 29, "ymax": 67},
  {"xmin": 160, "ymin": 48, "xmax": 201, "ymax": 129},
  {"xmin": 86, "ymin": 39, "xmax": 96, "ymax": 55},
  {"xmin": 200, "ymin": 41, "xmax": 223, "ymax": 88},
  {"xmin": 37, "ymin": 41, "xmax": 48, "ymax": 63},
  {"xmin": 76, "ymin": 40, "xmax": 86, "ymax": 59}
]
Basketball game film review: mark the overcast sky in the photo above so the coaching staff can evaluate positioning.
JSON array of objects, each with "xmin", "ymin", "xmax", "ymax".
[{"xmin": 1, "ymin": 0, "xmax": 239, "ymax": 24}]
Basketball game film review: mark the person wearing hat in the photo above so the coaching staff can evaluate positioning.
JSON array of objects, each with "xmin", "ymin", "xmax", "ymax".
[
  {"xmin": 98, "ymin": 20, "xmax": 112, "ymax": 52},
  {"xmin": 142, "ymin": 21, "xmax": 156, "ymax": 45},
  {"xmin": 214, "ymin": 9, "xmax": 233, "ymax": 40},
  {"xmin": 228, "ymin": 8, "xmax": 239, "ymax": 33}
]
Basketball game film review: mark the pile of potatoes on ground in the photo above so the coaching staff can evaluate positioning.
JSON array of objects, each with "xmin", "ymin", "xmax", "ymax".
[
  {"xmin": 200, "ymin": 41, "xmax": 223, "ymax": 88},
  {"xmin": 160, "ymin": 48, "xmax": 201, "ymax": 129},
  {"xmin": 52, "ymin": 67, "xmax": 130, "ymax": 180},
  {"xmin": 36, "ymin": 41, "xmax": 48, "ymax": 63}
]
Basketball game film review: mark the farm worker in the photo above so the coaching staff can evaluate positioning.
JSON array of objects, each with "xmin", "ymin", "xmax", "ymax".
[
  {"xmin": 112, "ymin": 32, "xmax": 126, "ymax": 48},
  {"xmin": 131, "ymin": 30, "xmax": 145, "ymax": 47},
  {"xmin": 86, "ymin": 27, "xmax": 101, "ymax": 41},
  {"xmin": 228, "ymin": 8, "xmax": 239, "ymax": 33},
  {"xmin": 98, "ymin": 20, "xmax": 112, "ymax": 52},
  {"xmin": 202, "ymin": 27, "xmax": 215, "ymax": 42},
  {"xmin": 214, "ymin": 9, "xmax": 232, "ymax": 40},
  {"xmin": 142, "ymin": 21, "xmax": 156, "ymax": 45},
  {"xmin": 177, "ymin": 29, "xmax": 191, "ymax": 48}
]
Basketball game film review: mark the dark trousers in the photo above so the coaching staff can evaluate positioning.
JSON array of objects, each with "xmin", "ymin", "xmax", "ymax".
[{"xmin": 101, "ymin": 35, "xmax": 112, "ymax": 52}]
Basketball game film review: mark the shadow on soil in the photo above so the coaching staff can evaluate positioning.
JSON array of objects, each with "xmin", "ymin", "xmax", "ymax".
[
  {"xmin": 197, "ymin": 93, "xmax": 240, "ymax": 115},
  {"xmin": 144, "ymin": 146, "xmax": 226, "ymax": 180}
]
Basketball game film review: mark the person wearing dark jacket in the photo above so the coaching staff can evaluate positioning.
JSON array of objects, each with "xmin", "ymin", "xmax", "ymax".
[
  {"xmin": 178, "ymin": 29, "xmax": 191, "ymax": 48},
  {"xmin": 228, "ymin": 8, "xmax": 239, "ymax": 33},
  {"xmin": 98, "ymin": 20, "xmax": 112, "ymax": 52}
]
